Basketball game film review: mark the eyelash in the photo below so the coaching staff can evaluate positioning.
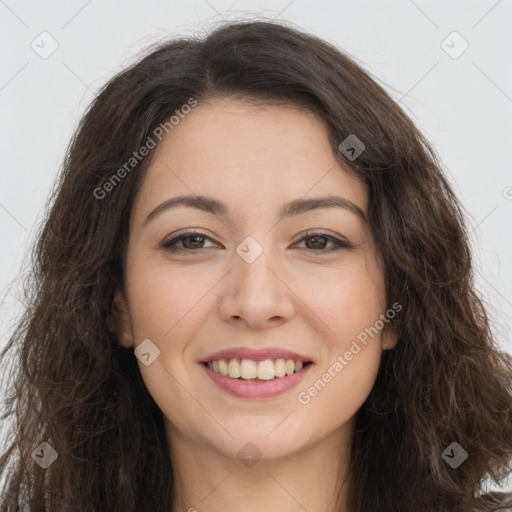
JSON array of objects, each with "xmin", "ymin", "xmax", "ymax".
[{"xmin": 161, "ymin": 230, "xmax": 352, "ymax": 254}]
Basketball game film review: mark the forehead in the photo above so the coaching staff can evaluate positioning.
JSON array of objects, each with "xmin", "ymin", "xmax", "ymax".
[{"xmin": 131, "ymin": 97, "xmax": 368, "ymax": 225}]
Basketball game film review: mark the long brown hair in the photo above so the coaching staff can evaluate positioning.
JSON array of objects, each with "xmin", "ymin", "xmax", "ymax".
[{"xmin": 1, "ymin": 19, "xmax": 511, "ymax": 512}]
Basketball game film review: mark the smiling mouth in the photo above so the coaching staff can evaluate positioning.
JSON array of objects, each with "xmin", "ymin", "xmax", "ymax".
[{"xmin": 202, "ymin": 358, "xmax": 313, "ymax": 381}]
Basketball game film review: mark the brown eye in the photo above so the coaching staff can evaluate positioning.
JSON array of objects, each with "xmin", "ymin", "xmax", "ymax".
[
  {"xmin": 161, "ymin": 231, "xmax": 217, "ymax": 252},
  {"xmin": 304, "ymin": 235, "xmax": 329, "ymax": 250},
  {"xmin": 297, "ymin": 232, "xmax": 352, "ymax": 252},
  {"xmin": 180, "ymin": 235, "xmax": 206, "ymax": 250},
  {"xmin": 161, "ymin": 230, "xmax": 352, "ymax": 254}
]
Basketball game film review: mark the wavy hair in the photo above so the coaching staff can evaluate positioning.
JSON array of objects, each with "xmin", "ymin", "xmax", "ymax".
[{"xmin": 1, "ymin": 19, "xmax": 511, "ymax": 512}]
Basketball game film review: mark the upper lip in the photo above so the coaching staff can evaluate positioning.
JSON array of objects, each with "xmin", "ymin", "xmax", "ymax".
[{"xmin": 199, "ymin": 347, "xmax": 313, "ymax": 363}]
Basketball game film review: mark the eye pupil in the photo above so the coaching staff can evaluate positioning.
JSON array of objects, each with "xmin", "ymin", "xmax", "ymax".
[
  {"xmin": 183, "ymin": 236, "xmax": 204, "ymax": 249},
  {"xmin": 306, "ymin": 235, "xmax": 327, "ymax": 249}
]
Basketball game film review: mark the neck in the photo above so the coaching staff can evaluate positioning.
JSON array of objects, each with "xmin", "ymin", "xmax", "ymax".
[{"xmin": 167, "ymin": 421, "xmax": 353, "ymax": 512}]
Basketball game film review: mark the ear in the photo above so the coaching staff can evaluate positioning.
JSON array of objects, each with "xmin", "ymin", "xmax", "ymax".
[
  {"xmin": 382, "ymin": 321, "xmax": 399, "ymax": 350},
  {"xmin": 113, "ymin": 289, "xmax": 134, "ymax": 348}
]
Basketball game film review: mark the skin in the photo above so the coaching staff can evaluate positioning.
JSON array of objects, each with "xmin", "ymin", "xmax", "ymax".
[{"xmin": 114, "ymin": 97, "xmax": 398, "ymax": 512}]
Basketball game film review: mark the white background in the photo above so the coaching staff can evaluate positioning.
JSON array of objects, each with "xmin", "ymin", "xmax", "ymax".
[{"xmin": 0, "ymin": 0, "xmax": 511, "ymax": 493}]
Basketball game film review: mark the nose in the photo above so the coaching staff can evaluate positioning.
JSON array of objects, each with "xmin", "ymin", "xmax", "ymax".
[{"xmin": 218, "ymin": 242, "xmax": 295, "ymax": 329}]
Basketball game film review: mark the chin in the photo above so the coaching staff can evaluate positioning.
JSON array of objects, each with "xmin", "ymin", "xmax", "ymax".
[{"xmin": 208, "ymin": 422, "xmax": 310, "ymax": 462}]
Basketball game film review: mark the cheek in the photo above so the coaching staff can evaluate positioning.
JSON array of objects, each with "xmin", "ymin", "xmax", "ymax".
[
  {"xmin": 299, "ymin": 260, "xmax": 385, "ymax": 407},
  {"xmin": 125, "ymin": 254, "xmax": 213, "ymax": 341},
  {"xmin": 307, "ymin": 263, "xmax": 386, "ymax": 342},
  {"xmin": 298, "ymin": 316, "xmax": 383, "ymax": 421},
  {"xmin": 303, "ymin": 357, "xmax": 381, "ymax": 429},
  {"xmin": 123, "ymin": 258, "xmax": 204, "ymax": 423}
]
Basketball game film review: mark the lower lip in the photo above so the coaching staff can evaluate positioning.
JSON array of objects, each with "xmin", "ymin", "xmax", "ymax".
[{"xmin": 201, "ymin": 363, "xmax": 313, "ymax": 399}]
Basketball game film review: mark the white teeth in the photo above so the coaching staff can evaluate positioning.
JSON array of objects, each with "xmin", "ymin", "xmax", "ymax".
[
  {"xmin": 206, "ymin": 357, "xmax": 309, "ymax": 380},
  {"xmin": 240, "ymin": 359, "xmax": 257, "ymax": 379},
  {"xmin": 257, "ymin": 360, "xmax": 275, "ymax": 380},
  {"xmin": 285, "ymin": 359, "xmax": 295, "ymax": 375},
  {"xmin": 218, "ymin": 359, "xmax": 229, "ymax": 376},
  {"xmin": 274, "ymin": 358, "xmax": 286, "ymax": 377},
  {"xmin": 228, "ymin": 359, "xmax": 241, "ymax": 378}
]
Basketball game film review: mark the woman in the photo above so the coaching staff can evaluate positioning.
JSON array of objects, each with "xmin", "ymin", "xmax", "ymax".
[{"xmin": 0, "ymin": 19, "xmax": 511, "ymax": 512}]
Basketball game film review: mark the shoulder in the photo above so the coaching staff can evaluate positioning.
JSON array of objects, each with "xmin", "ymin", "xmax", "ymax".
[{"xmin": 473, "ymin": 491, "xmax": 512, "ymax": 511}]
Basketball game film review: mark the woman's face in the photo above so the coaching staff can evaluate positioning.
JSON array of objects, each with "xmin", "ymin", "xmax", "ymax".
[{"xmin": 115, "ymin": 97, "xmax": 397, "ymax": 462}]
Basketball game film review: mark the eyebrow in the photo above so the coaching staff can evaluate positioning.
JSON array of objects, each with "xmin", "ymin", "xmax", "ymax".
[{"xmin": 143, "ymin": 194, "xmax": 368, "ymax": 227}]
